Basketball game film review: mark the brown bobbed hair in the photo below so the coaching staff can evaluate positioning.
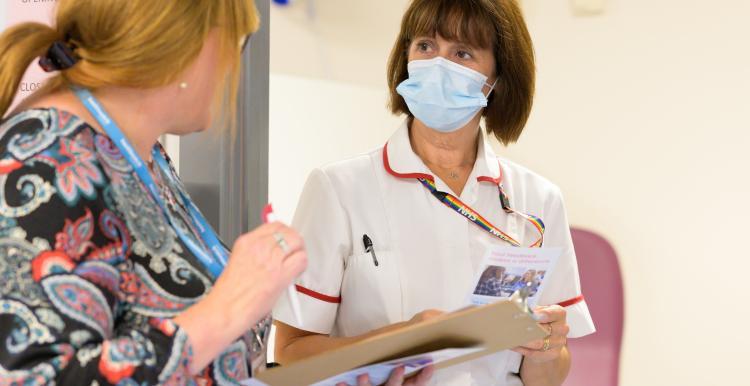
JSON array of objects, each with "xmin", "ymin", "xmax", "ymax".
[{"xmin": 387, "ymin": 0, "xmax": 535, "ymax": 145}]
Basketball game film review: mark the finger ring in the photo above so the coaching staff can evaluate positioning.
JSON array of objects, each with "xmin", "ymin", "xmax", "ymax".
[
  {"xmin": 542, "ymin": 336, "xmax": 551, "ymax": 352},
  {"xmin": 273, "ymin": 232, "xmax": 290, "ymax": 254}
]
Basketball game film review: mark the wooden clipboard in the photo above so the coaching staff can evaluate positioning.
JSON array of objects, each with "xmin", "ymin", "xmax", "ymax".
[{"xmin": 256, "ymin": 298, "xmax": 547, "ymax": 385}]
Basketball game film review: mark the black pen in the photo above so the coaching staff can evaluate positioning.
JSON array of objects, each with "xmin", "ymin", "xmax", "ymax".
[{"xmin": 362, "ymin": 234, "xmax": 379, "ymax": 266}]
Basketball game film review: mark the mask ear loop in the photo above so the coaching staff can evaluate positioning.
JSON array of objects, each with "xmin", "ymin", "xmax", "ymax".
[
  {"xmin": 478, "ymin": 78, "xmax": 499, "ymax": 129},
  {"xmin": 484, "ymin": 78, "xmax": 499, "ymax": 99}
]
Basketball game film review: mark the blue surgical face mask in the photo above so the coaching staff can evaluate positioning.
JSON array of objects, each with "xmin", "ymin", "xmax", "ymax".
[{"xmin": 396, "ymin": 57, "xmax": 496, "ymax": 133}]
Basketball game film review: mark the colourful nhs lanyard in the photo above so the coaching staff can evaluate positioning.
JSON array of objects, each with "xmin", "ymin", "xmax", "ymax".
[
  {"xmin": 418, "ymin": 177, "xmax": 545, "ymax": 248},
  {"xmin": 73, "ymin": 88, "xmax": 228, "ymax": 278}
]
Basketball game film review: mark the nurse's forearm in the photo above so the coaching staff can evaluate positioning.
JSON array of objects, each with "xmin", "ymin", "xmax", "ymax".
[
  {"xmin": 274, "ymin": 320, "xmax": 410, "ymax": 364},
  {"xmin": 519, "ymin": 346, "xmax": 571, "ymax": 386}
]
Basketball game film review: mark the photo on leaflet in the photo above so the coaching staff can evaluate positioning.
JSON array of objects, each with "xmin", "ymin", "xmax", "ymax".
[{"xmin": 472, "ymin": 265, "xmax": 546, "ymax": 300}]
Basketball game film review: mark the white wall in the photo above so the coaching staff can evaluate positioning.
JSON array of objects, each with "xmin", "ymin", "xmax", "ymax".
[
  {"xmin": 0, "ymin": 1, "xmax": 57, "ymax": 113},
  {"xmin": 507, "ymin": 1, "xmax": 750, "ymax": 384},
  {"xmin": 270, "ymin": 1, "xmax": 750, "ymax": 385},
  {"xmin": 269, "ymin": 0, "xmax": 404, "ymax": 88},
  {"xmin": 268, "ymin": 74, "xmax": 401, "ymax": 222}
]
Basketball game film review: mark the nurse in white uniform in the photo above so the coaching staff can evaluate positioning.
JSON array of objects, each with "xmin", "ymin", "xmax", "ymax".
[{"xmin": 274, "ymin": 1, "xmax": 595, "ymax": 385}]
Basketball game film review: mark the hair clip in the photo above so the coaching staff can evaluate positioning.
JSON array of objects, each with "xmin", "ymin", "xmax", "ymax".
[{"xmin": 39, "ymin": 41, "xmax": 79, "ymax": 72}]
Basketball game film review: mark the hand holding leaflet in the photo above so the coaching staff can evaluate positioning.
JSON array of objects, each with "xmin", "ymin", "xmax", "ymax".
[
  {"xmin": 254, "ymin": 293, "xmax": 547, "ymax": 385},
  {"xmin": 261, "ymin": 204, "xmax": 303, "ymax": 326}
]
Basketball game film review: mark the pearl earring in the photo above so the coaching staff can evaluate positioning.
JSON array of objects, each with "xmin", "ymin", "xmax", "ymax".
[{"xmin": 179, "ymin": 82, "xmax": 188, "ymax": 90}]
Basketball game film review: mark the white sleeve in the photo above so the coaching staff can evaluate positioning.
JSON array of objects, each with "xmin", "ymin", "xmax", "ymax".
[
  {"xmin": 536, "ymin": 187, "xmax": 596, "ymax": 339},
  {"xmin": 272, "ymin": 168, "xmax": 352, "ymax": 334}
]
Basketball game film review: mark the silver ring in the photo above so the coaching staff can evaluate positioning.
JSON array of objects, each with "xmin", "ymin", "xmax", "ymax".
[{"xmin": 273, "ymin": 232, "xmax": 290, "ymax": 254}]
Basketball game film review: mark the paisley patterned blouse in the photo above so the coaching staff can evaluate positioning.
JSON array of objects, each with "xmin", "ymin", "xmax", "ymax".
[{"xmin": 0, "ymin": 108, "xmax": 250, "ymax": 385}]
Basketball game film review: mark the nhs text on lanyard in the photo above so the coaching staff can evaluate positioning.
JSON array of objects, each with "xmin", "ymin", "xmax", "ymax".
[{"xmin": 418, "ymin": 178, "xmax": 545, "ymax": 248}]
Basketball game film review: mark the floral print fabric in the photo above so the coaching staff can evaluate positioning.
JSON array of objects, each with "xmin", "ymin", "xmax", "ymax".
[{"xmin": 0, "ymin": 108, "xmax": 249, "ymax": 385}]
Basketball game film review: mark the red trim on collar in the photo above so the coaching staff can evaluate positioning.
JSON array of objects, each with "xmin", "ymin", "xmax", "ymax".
[
  {"xmin": 383, "ymin": 142, "xmax": 504, "ymax": 185},
  {"xmin": 557, "ymin": 295, "xmax": 585, "ymax": 308},
  {"xmin": 383, "ymin": 142, "xmax": 435, "ymax": 181},
  {"xmin": 296, "ymin": 285, "xmax": 341, "ymax": 304},
  {"xmin": 477, "ymin": 166, "xmax": 503, "ymax": 185}
]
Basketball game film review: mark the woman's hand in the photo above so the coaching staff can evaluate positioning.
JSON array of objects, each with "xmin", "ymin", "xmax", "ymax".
[
  {"xmin": 331, "ymin": 311, "xmax": 441, "ymax": 386},
  {"xmin": 324, "ymin": 310, "xmax": 442, "ymax": 386},
  {"xmin": 336, "ymin": 365, "xmax": 435, "ymax": 386},
  {"xmin": 210, "ymin": 222, "xmax": 308, "ymax": 326},
  {"xmin": 275, "ymin": 309, "xmax": 446, "ymax": 365},
  {"xmin": 407, "ymin": 309, "xmax": 445, "ymax": 325},
  {"xmin": 512, "ymin": 305, "xmax": 569, "ymax": 363},
  {"xmin": 174, "ymin": 222, "xmax": 307, "ymax": 373}
]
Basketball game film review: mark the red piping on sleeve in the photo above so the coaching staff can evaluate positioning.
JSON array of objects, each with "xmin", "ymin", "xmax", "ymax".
[
  {"xmin": 557, "ymin": 295, "xmax": 585, "ymax": 308},
  {"xmin": 296, "ymin": 285, "xmax": 341, "ymax": 304}
]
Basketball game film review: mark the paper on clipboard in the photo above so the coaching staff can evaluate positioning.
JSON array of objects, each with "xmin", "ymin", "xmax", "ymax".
[
  {"xmin": 254, "ymin": 295, "xmax": 547, "ymax": 386},
  {"xmin": 311, "ymin": 347, "xmax": 484, "ymax": 386},
  {"xmin": 240, "ymin": 379, "xmax": 270, "ymax": 386}
]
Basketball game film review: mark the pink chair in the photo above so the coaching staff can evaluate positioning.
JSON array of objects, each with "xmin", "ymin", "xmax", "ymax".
[{"xmin": 564, "ymin": 228, "xmax": 624, "ymax": 386}]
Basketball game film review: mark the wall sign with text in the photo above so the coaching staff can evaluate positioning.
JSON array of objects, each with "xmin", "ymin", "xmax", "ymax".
[{"xmin": 0, "ymin": 0, "xmax": 57, "ymax": 112}]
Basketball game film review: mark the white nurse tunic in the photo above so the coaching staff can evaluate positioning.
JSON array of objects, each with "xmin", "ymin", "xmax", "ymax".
[{"xmin": 274, "ymin": 121, "xmax": 596, "ymax": 385}]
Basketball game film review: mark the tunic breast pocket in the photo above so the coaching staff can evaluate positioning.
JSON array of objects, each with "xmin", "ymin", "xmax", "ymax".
[{"xmin": 337, "ymin": 250, "xmax": 403, "ymax": 336}]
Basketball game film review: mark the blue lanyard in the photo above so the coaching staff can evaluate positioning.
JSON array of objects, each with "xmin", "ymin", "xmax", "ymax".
[{"xmin": 73, "ymin": 87, "xmax": 228, "ymax": 278}]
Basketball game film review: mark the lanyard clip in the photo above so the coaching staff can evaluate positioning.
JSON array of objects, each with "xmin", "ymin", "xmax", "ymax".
[{"xmin": 499, "ymin": 185, "xmax": 512, "ymax": 212}]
